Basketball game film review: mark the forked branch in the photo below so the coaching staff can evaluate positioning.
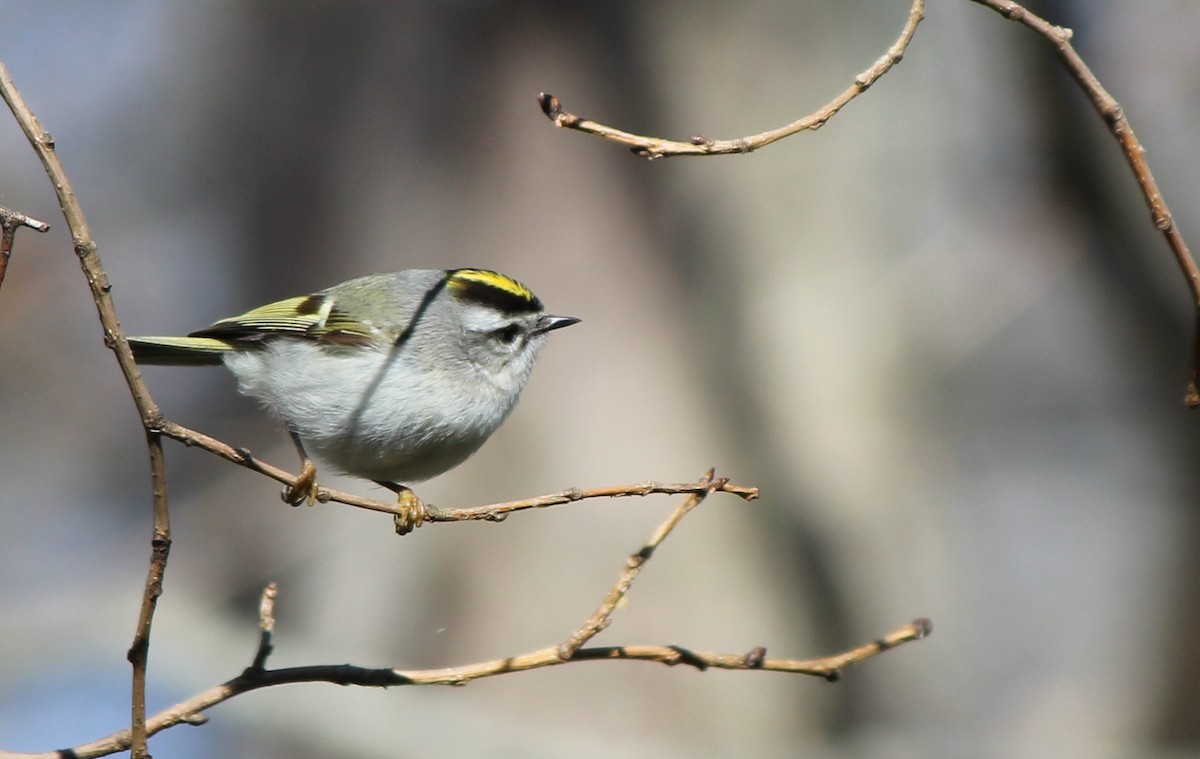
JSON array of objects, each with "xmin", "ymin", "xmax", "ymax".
[
  {"xmin": 0, "ymin": 59, "xmax": 169, "ymax": 759},
  {"xmin": 0, "ymin": 474, "xmax": 928, "ymax": 759}
]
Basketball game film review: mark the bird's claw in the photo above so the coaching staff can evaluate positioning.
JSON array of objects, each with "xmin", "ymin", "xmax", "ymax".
[
  {"xmin": 393, "ymin": 488, "xmax": 428, "ymax": 535},
  {"xmin": 282, "ymin": 458, "xmax": 320, "ymax": 506}
]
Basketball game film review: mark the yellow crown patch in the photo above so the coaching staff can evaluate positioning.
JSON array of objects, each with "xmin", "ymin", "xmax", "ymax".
[
  {"xmin": 447, "ymin": 269, "xmax": 542, "ymax": 313},
  {"xmin": 449, "ymin": 269, "xmax": 534, "ymax": 300}
]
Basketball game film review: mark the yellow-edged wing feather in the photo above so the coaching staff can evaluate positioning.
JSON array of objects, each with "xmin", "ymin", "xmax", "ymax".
[{"xmin": 129, "ymin": 293, "xmax": 378, "ymax": 366}]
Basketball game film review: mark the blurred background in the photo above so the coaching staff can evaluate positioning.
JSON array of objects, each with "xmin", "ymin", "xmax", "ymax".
[{"xmin": 1, "ymin": 1, "xmax": 1198, "ymax": 757}]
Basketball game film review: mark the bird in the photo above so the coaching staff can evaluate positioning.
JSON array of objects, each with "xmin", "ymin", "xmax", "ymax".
[{"xmin": 128, "ymin": 268, "xmax": 579, "ymax": 529}]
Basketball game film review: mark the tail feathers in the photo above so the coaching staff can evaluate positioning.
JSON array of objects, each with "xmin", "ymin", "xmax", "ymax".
[{"xmin": 128, "ymin": 336, "xmax": 238, "ymax": 366}]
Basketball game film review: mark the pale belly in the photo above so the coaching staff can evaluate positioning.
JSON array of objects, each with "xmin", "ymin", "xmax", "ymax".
[{"xmin": 224, "ymin": 340, "xmax": 520, "ymax": 484}]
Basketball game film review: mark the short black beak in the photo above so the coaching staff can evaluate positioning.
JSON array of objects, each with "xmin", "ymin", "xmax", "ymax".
[{"xmin": 534, "ymin": 314, "xmax": 581, "ymax": 335}]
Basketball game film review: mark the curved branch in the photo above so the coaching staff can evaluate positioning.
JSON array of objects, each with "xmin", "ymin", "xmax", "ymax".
[
  {"xmin": 968, "ymin": 0, "xmax": 1200, "ymax": 406},
  {"xmin": 0, "ymin": 59, "xmax": 169, "ymax": 759},
  {"xmin": 538, "ymin": 0, "xmax": 925, "ymax": 159}
]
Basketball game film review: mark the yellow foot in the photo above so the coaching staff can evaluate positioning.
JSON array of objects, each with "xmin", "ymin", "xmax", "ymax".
[
  {"xmin": 282, "ymin": 458, "xmax": 320, "ymax": 506},
  {"xmin": 392, "ymin": 487, "xmax": 428, "ymax": 536}
]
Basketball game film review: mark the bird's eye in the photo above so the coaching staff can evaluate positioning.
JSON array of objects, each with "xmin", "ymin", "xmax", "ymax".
[{"xmin": 494, "ymin": 324, "xmax": 522, "ymax": 345}]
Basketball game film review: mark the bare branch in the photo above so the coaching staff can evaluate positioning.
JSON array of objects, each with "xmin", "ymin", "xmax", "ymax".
[
  {"xmin": 0, "ymin": 59, "xmax": 171, "ymax": 759},
  {"xmin": 4, "ymin": 620, "xmax": 930, "ymax": 759},
  {"xmin": 158, "ymin": 416, "xmax": 756, "ymax": 523},
  {"xmin": 559, "ymin": 469, "xmax": 723, "ymax": 657},
  {"xmin": 967, "ymin": 0, "xmax": 1200, "ymax": 406},
  {"xmin": 538, "ymin": 0, "xmax": 924, "ymax": 159},
  {"xmin": 0, "ymin": 206, "xmax": 49, "ymax": 292},
  {"xmin": 0, "ymin": 489, "xmax": 929, "ymax": 759},
  {"xmin": 250, "ymin": 582, "xmax": 278, "ymax": 672},
  {"xmin": 0, "ymin": 207, "xmax": 50, "ymax": 233},
  {"xmin": 426, "ymin": 477, "xmax": 758, "ymax": 522}
]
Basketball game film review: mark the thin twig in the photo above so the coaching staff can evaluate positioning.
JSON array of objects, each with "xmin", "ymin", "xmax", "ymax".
[
  {"xmin": 538, "ymin": 0, "xmax": 924, "ymax": 159},
  {"xmin": 0, "ymin": 58, "xmax": 170, "ymax": 759},
  {"xmin": 0, "ymin": 206, "xmax": 49, "ymax": 292},
  {"xmin": 249, "ymin": 582, "xmax": 278, "ymax": 671},
  {"xmin": 159, "ymin": 415, "xmax": 757, "ymax": 522},
  {"xmin": 559, "ymin": 469, "xmax": 723, "ymax": 657},
  {"xmin": 0, "ymin": 206, "xmax": 50, "ymax": 233},
  {"xmin": 968, "ymin": 0, "xmax": 1200, "ymax": 406},
  {"xmin": 426, "ymin": 477, "xmax": 758, "ymax": 522}
]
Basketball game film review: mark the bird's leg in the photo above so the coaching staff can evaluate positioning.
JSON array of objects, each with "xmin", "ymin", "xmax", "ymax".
[
  {"xmin": 376, "ymin": 480, "xmax": 428, "ymax": 535},
  {"xmin": 282, "ymin": 429, "xmax": 321, "ymax": 506}
]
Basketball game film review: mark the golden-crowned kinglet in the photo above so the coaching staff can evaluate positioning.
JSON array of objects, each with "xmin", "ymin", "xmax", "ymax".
[{"xmin": 129, "ymin": 268, "xmax": 578, "ymax": 502}]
